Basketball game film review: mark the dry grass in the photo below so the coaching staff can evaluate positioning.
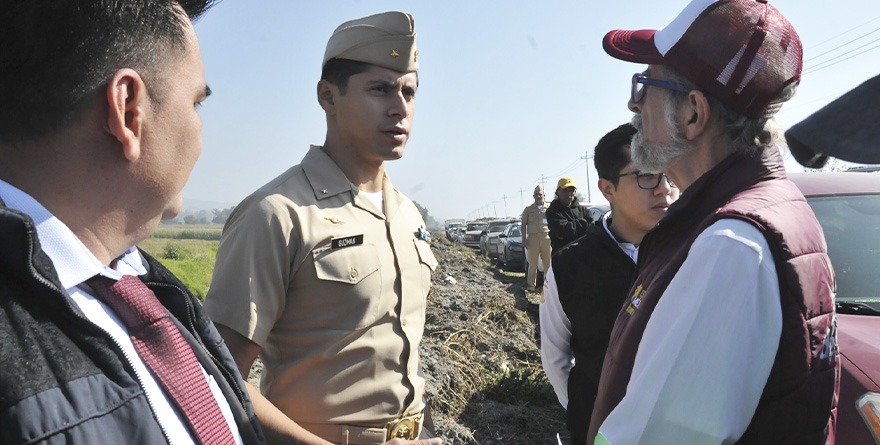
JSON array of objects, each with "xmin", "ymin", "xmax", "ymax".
[{"xmin": 422, "ymin": 237, "xmax": 568, "ymax": 444}]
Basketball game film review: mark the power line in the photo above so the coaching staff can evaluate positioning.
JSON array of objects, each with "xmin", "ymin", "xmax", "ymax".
[
  {"xmin": 546, "ymin": 157, "xmax": 583, "ymax": 178},
  {"xmin": 804, "ymin": 38, "xmax": 880, "ymax": 75},
  {"xmin": 804, "ymin": 26, "xmax": 880, "ymax": 64},
  {"xmin": 805, "ymin": 15, "xmax": 880, "ymax": 53},
  {"xmin": 799, "ymin": 16, "xmax": 880, "ymax": 76}
]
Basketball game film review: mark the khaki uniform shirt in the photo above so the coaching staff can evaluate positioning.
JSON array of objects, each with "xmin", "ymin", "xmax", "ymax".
[
  {"xmin": 204, "ymin": 146, "xmax": 438, "ymax": 427},
  {"xmin": 521, "ymin": 203, "xmax": 550, "ymax": 238}
]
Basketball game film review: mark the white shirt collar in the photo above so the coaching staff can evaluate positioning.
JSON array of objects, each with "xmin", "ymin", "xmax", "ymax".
[
  {"xmin": 0, "ymin": 179, "xmax": 147, "ymax": 290},
  {"xmin": 602, "ymin": 212, "xmax": 639, "ymax": 263}
]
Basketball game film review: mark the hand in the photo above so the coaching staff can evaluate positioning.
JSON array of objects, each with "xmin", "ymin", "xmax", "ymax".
[{"xmin": 383, "ymin": 439, "xmax": 442, "ymax": 445}]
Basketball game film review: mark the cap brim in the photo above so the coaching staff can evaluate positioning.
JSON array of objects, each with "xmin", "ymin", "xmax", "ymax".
[
  {"xmin": 785, "ymin": 73, "xmax": 880, "ymax": 168},
  {"xmin": 603, "ymin": 29, "xmax": 665, "ymax": 65}
]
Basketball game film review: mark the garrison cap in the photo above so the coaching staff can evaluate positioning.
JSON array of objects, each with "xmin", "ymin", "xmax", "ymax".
[{"xmin": 323, "ymin": 11, "xmax": 418, "ymax": 73}]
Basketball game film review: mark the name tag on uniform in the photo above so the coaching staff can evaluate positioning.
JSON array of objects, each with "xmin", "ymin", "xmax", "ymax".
[{"xmin": 331, "ymin": 234, "xmax": 364, "ymax": 249}]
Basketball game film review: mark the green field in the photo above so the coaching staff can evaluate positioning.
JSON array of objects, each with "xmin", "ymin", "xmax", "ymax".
[
  {"xmin": 152, "ymin": 225, "xmax": 222, "ymax": 240},
  {"xmin": 139, "ymin": 225, "xmax": 222, "ymax": 299}
]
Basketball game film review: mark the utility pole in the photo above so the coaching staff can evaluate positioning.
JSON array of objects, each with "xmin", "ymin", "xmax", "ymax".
[
  {"xmin": 502, "ymin": 194, "xmax": 509, "ymax": 217},
  {"xmin": 538, "ymin": 174, "xmax": 549, "ymax": 192},
  {"xmin": 580, "ymin": 152, "xmax": 593, "ymax": 203},
  {"xmin": 518, "ymin": 188, "xmax": 525, "ymax": 210}
]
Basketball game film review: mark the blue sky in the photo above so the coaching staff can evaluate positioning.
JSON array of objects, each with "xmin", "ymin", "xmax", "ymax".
[{"xmin": 188, "ymin": 0, "xmax": 880, "ymax": 221}]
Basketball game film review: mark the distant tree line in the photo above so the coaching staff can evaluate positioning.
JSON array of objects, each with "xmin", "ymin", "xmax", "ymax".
[
  {"xmin": 163, "ymin": 202, "xmax": 443, "ymax": 231},
  {"xmin": 162, "ymin": 206, "xmax": 236, "ymax": 225},
  {"xmin": 413, "ymin": 201, "xmax": 442, "ymax": 231}
]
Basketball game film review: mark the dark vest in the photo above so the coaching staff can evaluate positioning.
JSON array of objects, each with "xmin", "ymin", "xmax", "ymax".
[
  {"xmin": 552, "ymin": 222, "xmax": 636, "ymax": 443},
  {"xmin": 547, "ymin": 197, "xmax": 591, "ymax": 251},
  {"xmin": 588, "ymin": 149, "xmax": 838, "ymax": 444}
]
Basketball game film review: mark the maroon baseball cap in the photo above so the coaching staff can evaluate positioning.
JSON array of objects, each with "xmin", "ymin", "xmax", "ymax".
[{"xmin": 603, "ymin": 0, "xmax": 802, "ymax": 118}]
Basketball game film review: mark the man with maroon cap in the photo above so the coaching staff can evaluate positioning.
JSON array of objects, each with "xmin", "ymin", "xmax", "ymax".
[{"xmin": 587, "ymin": 1, "xmax": 838, "ymax": 444}]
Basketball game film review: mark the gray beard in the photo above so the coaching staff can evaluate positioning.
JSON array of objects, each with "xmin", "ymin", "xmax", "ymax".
[{"xmin": 630, "ymin": 114, "xmax": 697, "ymax": 173}]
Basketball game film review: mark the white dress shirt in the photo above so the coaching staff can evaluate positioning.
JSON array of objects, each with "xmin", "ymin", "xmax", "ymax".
[
  {"xmin": 0, "ymin": 179, "xmax": 242, "ymax": 445},
  {"xmin": 597, "ymin": 218, "xmax": 782, "ymax": 445},
  {"xmin": 540, "ymin": 213, "xmax": 637, "ymax": 408}
]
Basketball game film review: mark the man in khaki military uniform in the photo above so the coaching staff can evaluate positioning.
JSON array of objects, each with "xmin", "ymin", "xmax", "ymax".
[
  {"xmin": 203, "ymin": 11, "xmax": 441, "ymax": 445},
  {"xmin": 521, "ymin": 185, "xmax": 551, "ymax": 292}
]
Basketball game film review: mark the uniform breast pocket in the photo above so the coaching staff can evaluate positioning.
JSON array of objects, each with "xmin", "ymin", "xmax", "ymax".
[
  {"xmin": 414, "ymin": 239, "xmax": 438, "ymax": 289},
  {"xmin": 311, "ymin": 244, "xmax": 383, "ymax": 330}
]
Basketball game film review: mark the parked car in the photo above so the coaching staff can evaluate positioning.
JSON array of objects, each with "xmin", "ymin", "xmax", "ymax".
[
  {"xmin": 462, "ymin": 221, "xmax": 488, "ymax": 249},
  {"xmin": 497, "ymin": 222, "xmax": 525, "ymax": 271},
  {"xmin": 789, "ymin": 170, "xmax": 880, "ymax": 444},
  {"xmin": 497, "ymin": 222, "xmax": 545, "ymax": 276},
  {"xmin": 445, "ymin": 223, "xmax": 465, "ymax": 241},
  {"xmin": 584, "ymin": 203, "xmax": 611, "ymax": 222},
  {"xmin": 447, "ymin": 226, "xmax": 464, "ymax": 243},
  {"xmin": 481, "ymin": 218, "xmax": 517, "ymax": 259}
]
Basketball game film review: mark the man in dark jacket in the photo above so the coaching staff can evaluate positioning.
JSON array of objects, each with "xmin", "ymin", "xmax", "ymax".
[
  {"xmin": 546, "ymin": 176, "xmax": 592, "ymax": 252},
  {"xmin": 541, "ymin": 123, "xmax": 678, "ymax": 444},
  {"xmin": 588, "ymin": 1, "xmax": 838, "ymax": 444},
  {"xmin": 0, "ymin": 2, "xmax": 264, "ymax": 443}
]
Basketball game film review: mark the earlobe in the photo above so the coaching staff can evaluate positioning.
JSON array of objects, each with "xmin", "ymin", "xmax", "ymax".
[
  {"xmin": 105, "ymin": 68, "xmax": 146, "ymax": 161},
  {"xmin": 317, "ymin": 80, "xmax": 336, "ymax": 115},
  {"xmin": 598, "ymin": 178, "xmax": 616, "ymax": 203},
  {"xmin": 684, "ymin": 92, "xmax": 711, "ymax": 140}
]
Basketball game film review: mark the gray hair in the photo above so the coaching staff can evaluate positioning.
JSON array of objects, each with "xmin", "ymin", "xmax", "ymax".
[{"xmin": 658, "ymin": 66, "xmax": 792, "ymax": 156}]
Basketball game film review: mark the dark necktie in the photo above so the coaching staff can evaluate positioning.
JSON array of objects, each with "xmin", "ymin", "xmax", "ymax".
[{"xmin": 88, "ymin": 275, "xmax": 236, "ymax": 445}]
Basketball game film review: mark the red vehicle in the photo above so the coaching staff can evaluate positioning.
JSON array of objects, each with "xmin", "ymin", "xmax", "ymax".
[{"xmin": 789, "ymin": 170, "xmax": 880, "ymax": 444}]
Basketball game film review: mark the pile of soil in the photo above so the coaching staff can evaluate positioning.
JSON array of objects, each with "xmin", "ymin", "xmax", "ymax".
[
  {"xmin": 248, "ymin": 235, "xmax": 569, "ymax": 444},
  {"xmin": 422, "ymin": 236, "xmax": 568, "ymax": 444}
]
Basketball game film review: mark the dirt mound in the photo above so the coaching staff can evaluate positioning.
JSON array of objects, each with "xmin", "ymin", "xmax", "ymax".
[{"xmin": 423, "ymin": 237, "xmax": 568, "ymax": 444}]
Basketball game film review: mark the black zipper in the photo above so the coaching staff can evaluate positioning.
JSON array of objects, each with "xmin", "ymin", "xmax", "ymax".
[{"xmin": 23, "ymin": 227, "xmax": 176, "ymax": 443}]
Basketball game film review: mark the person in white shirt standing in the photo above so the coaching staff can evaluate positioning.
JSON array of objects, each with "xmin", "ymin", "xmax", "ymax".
[
  {"xmin": 588, "ymin": 1, "xmax": 838, "ymax": 444},
  {"xmin": 0, "ymin": 1, "xmax": 264, "ymax": 443},
  {"xmin": 540, "ymin": 123, "xmax": 678, "ymax": 444}
]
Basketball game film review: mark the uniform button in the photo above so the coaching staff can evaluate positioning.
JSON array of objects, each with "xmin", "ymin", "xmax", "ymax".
[
  {"xmin": 350, "ymin": 268, "xmax": 358, "ymax": 280},
  {"xmin": 401, "ymin": 318, "xmax": 408, "ymax": 326}
]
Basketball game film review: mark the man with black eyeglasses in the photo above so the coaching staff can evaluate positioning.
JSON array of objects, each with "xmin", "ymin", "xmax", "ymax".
[
  {"xmin": 588, "ymin": 1, "xmax": 838, "ymax": 444},
  {"xmin": 540, "ymin": 123, "xmax": 678, "ymax": 444}
]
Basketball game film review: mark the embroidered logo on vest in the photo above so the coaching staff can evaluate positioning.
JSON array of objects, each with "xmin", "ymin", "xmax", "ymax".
[{"xmin": 625, "ymin": 284, "xmax": 645, "ymax": 315}]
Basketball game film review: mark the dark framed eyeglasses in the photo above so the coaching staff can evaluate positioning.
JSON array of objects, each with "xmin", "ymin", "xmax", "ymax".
[
  {"xmin": 615, "ymin": 170, "xmax": 677, "ymax": 190},
  {"xmin": 631, "ymin": 73, "xmax": 692, "ymax": 105}
]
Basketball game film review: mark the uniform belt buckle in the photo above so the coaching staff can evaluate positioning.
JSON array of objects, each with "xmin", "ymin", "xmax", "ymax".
[{"xmin": 385, "ymin": 414, "xmax": 420, "ymax": 441}]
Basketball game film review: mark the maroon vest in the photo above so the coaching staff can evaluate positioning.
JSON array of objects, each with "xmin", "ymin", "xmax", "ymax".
[{"xmin": 587, "ymin": 149, "xmax": 838, "ymax": 444}]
